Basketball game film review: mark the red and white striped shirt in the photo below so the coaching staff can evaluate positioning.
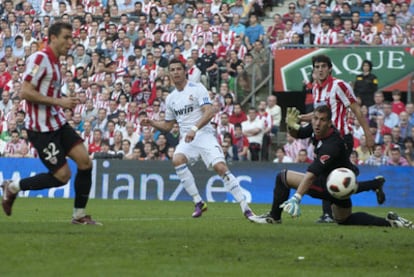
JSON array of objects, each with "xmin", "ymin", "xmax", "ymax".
[
  {"xmin": 221, "ymin": 31, "xmax": 236, "ymax": 49},
  {"xmin": 312, "ymin": 75, "xmax": 356, "ymax": 136},
  {"xmin": 314, "ymin": 30, "xmax": 337, "ymax": 45},
  {"xmin": 229, "ymin": 44, "xmax": 247, "ymax": 60},
  {"xmin": 23, "ymin": 46, "xmax": 66, "ymax": 132}
]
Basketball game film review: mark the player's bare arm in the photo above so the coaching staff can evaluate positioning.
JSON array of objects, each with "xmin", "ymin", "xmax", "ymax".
[
  {"xmin": 349, "ymin": 102, "xmax": 374, "ymax": 151},
  {"xmin": 185, "ymin": 103, "xmax": 215, "ymax": 143},
  {"xmin": 141, "ymin": 117, "xmax": 176, "ymax": 133},
  {"xmin": 21, "ymin": 81, "xmax": 79, "ymax": 109}
]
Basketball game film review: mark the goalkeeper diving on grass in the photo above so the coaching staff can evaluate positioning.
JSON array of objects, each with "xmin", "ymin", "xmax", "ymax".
[{"xmin": 248, "ymin": 105, "xmax": 413, "ymax": 229}]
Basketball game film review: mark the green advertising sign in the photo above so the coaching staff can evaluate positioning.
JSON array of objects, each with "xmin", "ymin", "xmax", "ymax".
[{"xmin": 277, "ymin": 47, "xmax": 414, "ymax": 92}]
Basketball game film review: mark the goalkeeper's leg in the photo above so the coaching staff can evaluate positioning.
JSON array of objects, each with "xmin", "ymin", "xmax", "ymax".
[
  {"xmin": 332, "ymin": 205, "xmax": 390, "ymax": 226},
  {"xmin": 269, "ymin": 170, "xmax": 290, "ymax": 221}
]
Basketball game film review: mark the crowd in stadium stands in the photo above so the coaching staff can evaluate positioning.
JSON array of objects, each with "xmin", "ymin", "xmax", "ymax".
[{"xmin": 0, "ymin": 0, "xmax": 413, "ymax": 166}]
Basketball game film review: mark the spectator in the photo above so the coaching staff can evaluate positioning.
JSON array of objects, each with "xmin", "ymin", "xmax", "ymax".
[
  {"xmin": 257, "ymin": 100, "xmax": 272, "ymax": 161},
  {"xmin": 314, "ymin": 20, "xmax": 337, "ymax": 45},
  {"xmin": 242, "ymin": 107, "xmax": 265, "ymax": 161},
  {"xmin": 265, "ymin": 95, "xmax": 281, "ymax": 136},
  {"xmin": 398, "ymin": 111, "xmax": 413, "ymax": 140},
  {"xmin": 365, "ymin": 144, "xmax": 388, "ymax": 166},
  {"xmin": 368, "ymin": 91, "xmax": 385, "ymax": 121},
  {"xmin": 383, "ymin": 101, "xmax": 400, "ymax": 129},
  {"xmin": 299, "ymin": 23, "xmax": 315, "ymax": 45},
  {"xmin": 353, "ymin": 60, "xmax": 378, "ymax": 108},
  {"xmin": 244, "ymin": 14, "xmax": 265, "ymax": 51},
  {"xmin": 229, "ymin": 103, "xmax": 248, "ymax": 125},
  {"xmin": 296, "ymin": 148, "xmax": 312, "ymax": 163},
  {"xmin": 232, "ymin": 123, "xmax": 249, "ymax": 161},
  {"xmin": 230, "ymin": 14, "xmax": 246, "ymax": 38},
  {"xmin": 355, "ymin": 135, "xmax": 371, "ymax": 163},
  {"xmin": 406, "ymin": 103, "xmax": 414, "ymax": 126},
  {"xmin": 391, "ymin": 90, "xmax": 406, "ymax": 115},
  {"xmin": 273, "ymin": 147, "xmax": 294, "ymax": 163},
  {"xmin": 88, "ymin": 128, "xmax": 103, "ymax": 154},
  {"xmin": 3, "ymin": 130, "xmax": 27, "ymax": 157},
  {"xmin": 283, "ymin": 132, "xmax": 304, "ymax": 161},
  {"xmin": 403, "ymin": 137, "xmax": 414, "ymax": 165},
  {"xmin": 81, "ymin": 120, "xmax": 94, "ymax": 149},
  {"xmin": 387, "ymin": 146, "xmax": 409, "ymax": 166}
]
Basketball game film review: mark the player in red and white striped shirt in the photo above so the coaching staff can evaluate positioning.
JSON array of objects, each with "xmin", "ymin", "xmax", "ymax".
[{"xmin": 1, "ymin": 22, "xmax": 100, "ymax": 225}]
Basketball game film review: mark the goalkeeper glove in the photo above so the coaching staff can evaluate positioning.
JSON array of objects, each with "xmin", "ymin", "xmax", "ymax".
[
  {"xmin": 280, "ymin": 193, "xmax": 302, "ymax": 218},
  {"xmin": 285, "ymin": 107, "xmax": 301, "ymax": 131}
]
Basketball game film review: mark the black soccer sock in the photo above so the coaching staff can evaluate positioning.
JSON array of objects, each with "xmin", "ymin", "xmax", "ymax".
[
  {"xmin": 270, "ymin": 170, "xmax": 290, "ymax": 221},
  {"xmin": 74, "ymin": 168, "xmax": 92, "ymax": 209},
  {"xmin": 356, "ymin": 179, "xmax": 381, "ymax": 193},
  {"xmin": 20, "ymin": 173, "xmax": 66, "ymax": 191},
  {"xmin": 322, "ymin": 199, "xmax": 333, "ymax": 217},
  {"xmin": 338, "ymin": 212, "xmax": 390, "ymax": 227}
]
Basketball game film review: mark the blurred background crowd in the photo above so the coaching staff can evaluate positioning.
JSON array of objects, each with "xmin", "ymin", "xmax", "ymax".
[{"xmin": 0, "ymin": 0, "xmax": 413, "ymax": 166}]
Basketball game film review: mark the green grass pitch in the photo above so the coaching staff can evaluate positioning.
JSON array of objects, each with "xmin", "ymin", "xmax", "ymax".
[{"xmin": 0, "ymin": 198, "xmax": 413, "ymax": 277}]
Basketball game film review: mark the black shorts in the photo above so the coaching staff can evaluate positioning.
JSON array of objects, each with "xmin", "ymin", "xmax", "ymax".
[
  {"xmin": 307, "ymin": 174, "xmax": 352, "ymax": 209},
  {"xmin": 27, "ymin": 123, "xmax": 83, "ymax": 173}
]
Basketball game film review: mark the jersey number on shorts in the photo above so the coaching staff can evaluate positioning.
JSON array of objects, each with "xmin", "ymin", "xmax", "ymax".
[{"xmin": 43, "ymin": 142, "xmax": 60, "ymax": 165}]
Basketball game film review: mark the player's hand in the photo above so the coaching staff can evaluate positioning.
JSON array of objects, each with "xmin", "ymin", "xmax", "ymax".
[
  {"xmin": 59, "ymin": 96, "xmax": 79, "ymax": 109},
  {"xmin": 285, "ymin": 107, "xmax": 301, "ymax": 131},
  {"xmin": 280, "ymin": 194, "xmax": 302, "ymax": 218},
  {"xmin": 185, "ymin": 130, "xmax": 196, "ymax": 143}
]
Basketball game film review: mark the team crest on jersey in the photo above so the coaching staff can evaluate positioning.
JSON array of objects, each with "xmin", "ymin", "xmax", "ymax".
[
  {"xmin": 188, "ymin": 94, "xmax": 193, "ymax": 101},
  {"xmin": 31, "ymin": 64, "xmax": 39, "ymax": 75},
  {"xmin": 319, "ymin": 155, "xmax": 330, "ymax": 164}
]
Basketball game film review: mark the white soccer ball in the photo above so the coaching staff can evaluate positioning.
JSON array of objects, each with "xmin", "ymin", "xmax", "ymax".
[{"xmin": 326, "ymin": 167, "xmax": 357, "ymax": 199}]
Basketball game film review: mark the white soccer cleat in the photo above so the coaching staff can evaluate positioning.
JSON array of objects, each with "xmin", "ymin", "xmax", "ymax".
[{"xmin": 386, "ymin": 212, "xmax": 413, "ymax": 229}]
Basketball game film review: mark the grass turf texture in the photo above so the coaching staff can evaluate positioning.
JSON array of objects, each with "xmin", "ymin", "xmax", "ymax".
[{"xmin": 0, "ymin": 199, "xmax": 413, "ymax": 277}]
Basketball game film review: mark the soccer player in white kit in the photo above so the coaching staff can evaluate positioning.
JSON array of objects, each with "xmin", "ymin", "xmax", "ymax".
[{"xmin": 141, "ymin": 59, "xmax": 255, "ymax": 219}]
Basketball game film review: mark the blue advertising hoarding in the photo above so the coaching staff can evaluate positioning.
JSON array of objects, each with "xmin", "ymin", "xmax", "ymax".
[{"xmin": 0, "ymin": 158, "xmax": 412, "ymax": 208}]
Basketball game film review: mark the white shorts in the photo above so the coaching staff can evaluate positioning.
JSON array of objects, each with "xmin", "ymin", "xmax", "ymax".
[{"xmin": 174, "ymin": 131, "xmax": 225, "ymax": 169}]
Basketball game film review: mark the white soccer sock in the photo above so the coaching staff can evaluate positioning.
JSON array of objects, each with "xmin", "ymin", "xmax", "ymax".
[
  {"xmin": 175, "ymin": 164, "xmax": 202, "ymax": 203},
  {"xmin": 73, "ymin": 208, "xmax": 86, "ymax": 219},
  {"xmin": 222, "ymin": 171, "xmax": 249, "ymax": 212},
  {"xmin": 9, "ymin": 180, "xmax": 21, "ymax": 193}
]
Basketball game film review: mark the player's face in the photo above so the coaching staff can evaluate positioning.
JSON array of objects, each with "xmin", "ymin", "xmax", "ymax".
[
  {"xmin": 312, "ymin": 111, "xmax": 331, "ymax": 137},
  {"xmin": 169, "ymin": 63, "xmax": 186, "ymax": 85},
  {"xmin": 52, "ymin": 28, "xmax": 73, "ymax": 56},
  {"xmin": 313, "ymin": 62, "xmax": 331, "ymax": 82}
]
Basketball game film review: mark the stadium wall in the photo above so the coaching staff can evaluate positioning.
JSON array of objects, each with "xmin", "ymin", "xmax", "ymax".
[{"xmin": 0, "ymin": 158, "xmax": 412, "ymax": 208}]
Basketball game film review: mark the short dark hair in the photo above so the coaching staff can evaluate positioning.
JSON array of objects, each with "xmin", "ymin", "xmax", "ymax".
[
  {"xmin": 48, "ymin": 22, "xmax": 72, "ymax": 44},
  {"xmin": 312, "ymin": 54, "xmax": 332, "ymax": 68},
  {"xmin": 314, "ymin": 105, "xmax": 332, "ymax": 120},
  {"xmin": 168, "ymin": 58, "xmax": 185, "ymax": 70}
]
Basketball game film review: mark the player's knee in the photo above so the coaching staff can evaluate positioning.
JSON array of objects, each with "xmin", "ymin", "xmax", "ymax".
[
  {"xmin": 332, "ymin": 205, "xmax": 352, "ymax": 224},
  {"xmin": 213, "ymin": 162, "xmax": 228, "ymax": 176},
  {"xmin": 172, "ymin": 154, "xmax": 187, "ymax": 167},
  {"xmin": 54, "ymin": 166, "xmax": 72, "ymax": 184},
  {"xmin": 77, "ymin": 157, "xmax": 92, "ymax": 170}
]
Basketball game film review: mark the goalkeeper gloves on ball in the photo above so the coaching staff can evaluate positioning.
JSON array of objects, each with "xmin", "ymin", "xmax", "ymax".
[
  {"xmin": 280, "ymin": 193, "xmax": 302, "ymax": 218},
  {"xmin": 285, "ymin": 107, "xmax": 301, "ymax": 131}
]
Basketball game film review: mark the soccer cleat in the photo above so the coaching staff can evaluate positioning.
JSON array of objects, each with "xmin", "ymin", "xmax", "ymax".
[
  {"xmin": 375, "ymin": 176, "xmax": 386, "ymax": 205},
  {"xmin": 316, "ymin": 213, "xmax": 336, "ymax": 223},
  {"xmin": 249, "ymin": 212, "xmax": 281, "ymax": 224},
  {"xmin": 192, "ymin": 201, "xmax": 207, "ymax": 218},
  {"xmin": 1, "ymin": 180, "xmax": 18, "ymax": 216},
  {"xmin": 71, "ymin": 215, "xmax": 103, "ymax": 226},
  {"xmin": 386, "ymin": 212, "xmax": 413, "ymax": 229}
]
